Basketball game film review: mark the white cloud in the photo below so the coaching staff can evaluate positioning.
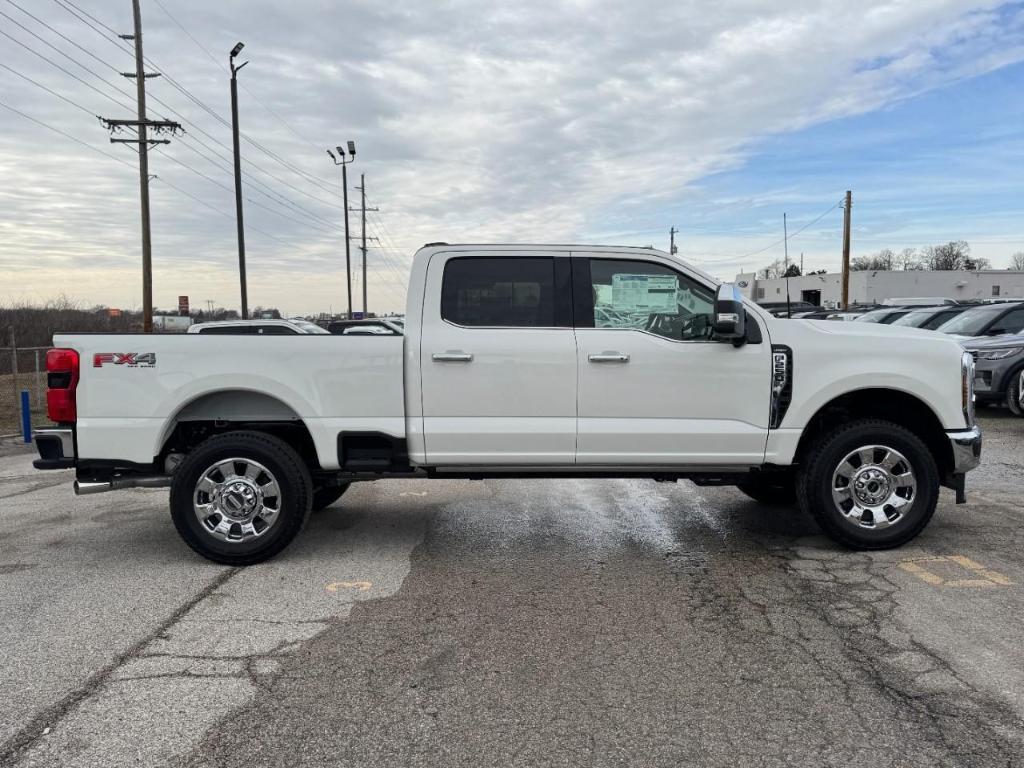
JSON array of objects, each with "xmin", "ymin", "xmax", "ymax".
[{"xmin": 0, "ymin": 0, "xmax": 1021, "ymax": 313}]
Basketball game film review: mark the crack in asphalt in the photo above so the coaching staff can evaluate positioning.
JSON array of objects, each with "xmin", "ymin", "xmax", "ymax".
[
  {"xmin": 782, "ymin": 545, "xmax": 1023, "ymax": 765},
  {"xmin": 0, "ymin": 566, "xmax": 239, "ymax": 766}
]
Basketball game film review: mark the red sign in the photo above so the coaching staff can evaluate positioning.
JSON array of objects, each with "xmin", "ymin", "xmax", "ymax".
[{"xmin": 178, "ymin": 295, "xmax": 189, "ymax": 316}]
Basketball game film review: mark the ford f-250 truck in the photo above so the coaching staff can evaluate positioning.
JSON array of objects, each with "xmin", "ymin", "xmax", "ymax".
[{"xmin": 32, "ymin": 244, "xmax": 982, "ymax": 564}]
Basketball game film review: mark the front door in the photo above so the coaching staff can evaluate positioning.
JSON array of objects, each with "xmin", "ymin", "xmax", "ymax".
[
  {"xmin": 419, "ymin": 252, "xmax": 577, "ymax": 464},
  {"xmin": 573, "ymin": 254, "xmax": 771, "ymax": 466}
]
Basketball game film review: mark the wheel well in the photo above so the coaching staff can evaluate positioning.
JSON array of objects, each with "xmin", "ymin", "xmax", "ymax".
[
  {"xmin": 996, "ymin": 359, "xmax": 1024, "ymax": 394},
  {"xmin": 158, "ymin": 391, "xmax": 319, "ymax": 472},
  {"xmin": 794, "ymin": 389, "xmax": 952, "ymax": 476}
]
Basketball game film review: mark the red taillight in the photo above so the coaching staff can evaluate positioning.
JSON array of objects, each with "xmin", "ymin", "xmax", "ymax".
[{"xmin": 46, "ymin": 348, "xmax": 79, "ymax": 423}]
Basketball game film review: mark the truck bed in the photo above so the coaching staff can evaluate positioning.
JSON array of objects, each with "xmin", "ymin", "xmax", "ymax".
[{"xmin": 55, "ymin": 333, "xmax": 406, "ymax": 470}]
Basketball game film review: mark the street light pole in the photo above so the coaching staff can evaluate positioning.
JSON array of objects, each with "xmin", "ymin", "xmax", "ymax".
[
  {"xmin": 328, "ymin": 142, "xmax": 356, "ymax": 317},
  {"xmin": 229, "ymin": 42, "xmax": 249, "ymax": 319},
  {"xmin": 342, "ymin": 161, "xmax": 351, "ymax": 317}
]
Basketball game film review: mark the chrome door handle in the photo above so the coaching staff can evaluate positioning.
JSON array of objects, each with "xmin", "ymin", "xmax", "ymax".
[
  {"xmin": 588, "ymin": 352, "xmax": 629, "ymax": 363},
  {"xmin": 432, "ymin": 352, "xmax": 474, "ymax": 362}
]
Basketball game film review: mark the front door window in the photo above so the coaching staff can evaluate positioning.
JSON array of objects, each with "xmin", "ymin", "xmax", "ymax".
[{"xmin": 585, "ymin": 259, "xmax": 716, "ymax": 341}]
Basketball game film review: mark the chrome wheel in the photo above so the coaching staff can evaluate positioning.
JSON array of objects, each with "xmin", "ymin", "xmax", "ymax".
[
  {"xmin": 831, "ymin": 445, "xmax": 916, "ymax": 530},
  {"xmin": 192, "ymin": 458, "xmax": 281, "ymax": 543}
]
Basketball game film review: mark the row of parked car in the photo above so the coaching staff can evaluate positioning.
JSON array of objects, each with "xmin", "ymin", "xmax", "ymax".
[
  {"xmin": 761, "ymin": 298, "xmax": 1024, "ymax": 417},
  {"xmin": 186, "ymin": 316, "xmax": 405, "ymax": 336}
]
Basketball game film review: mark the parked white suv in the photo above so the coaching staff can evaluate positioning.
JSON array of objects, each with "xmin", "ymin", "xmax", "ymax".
[
  {"xmin": 187, "ymin": 319, "xmax": 329, "ymax": 335},
  {"xmin": 33, "ymin": 244, "xmax": 981, "ymax": 564}
]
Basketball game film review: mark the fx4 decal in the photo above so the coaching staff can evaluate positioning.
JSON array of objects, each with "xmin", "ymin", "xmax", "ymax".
[{"xmin": 93, "ymin": 352, "xmax": 157, "ymax": 368}]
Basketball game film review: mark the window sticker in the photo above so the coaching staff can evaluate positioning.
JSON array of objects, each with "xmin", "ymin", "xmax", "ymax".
[{"xmin": 610, "ymin": 274, "xmax": 679, "ymax": 313}]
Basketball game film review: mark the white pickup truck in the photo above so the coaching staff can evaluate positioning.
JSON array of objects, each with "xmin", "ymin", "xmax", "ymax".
[{"xmin": 33, "ymin": 244, "xmax": 982, "ymax": 564}]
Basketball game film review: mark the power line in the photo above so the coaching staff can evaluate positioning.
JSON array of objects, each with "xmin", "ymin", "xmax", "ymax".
[
  {"xmin": 0, "ymin": 97, "xmax": 342, "ymax": 278},
  {"xmin": 0, "ymin": 6, "xmax": 134, "ymax": 101},
  {"xmin": 0, "ymin": 98, "xmax": 135, "ymax": 169},
  {"xmin": 154, "ymin": 149, "xmax": 338, "ymax": 235},
  {"xmin": 57, "ymin": 0, "xmax": 119, "ymax": 34},
  {"xmin": 49, "ymin": 0, "xmax": 349, "ymax": 207},
  {"xmin": 175, "ymin": 136, "xmax": 341, "ymax": 231},
  {"xmin": 32, "ymin": 0, "xmax": 345, "ymax": 225},
  {"xmin": 1, "ymin": 62, "xmax": 98, "ymax": 118},
  {"xmin": 3, "ymin": 0, "xmax": 127, "ymax": 75},
  {"xmin": 734, "ymin": 200, "xmax": 844, "ymax": 261},
  {"xmin": 150, "ymin": 0, "xmax": 323, "ymax": 155},
  {"xmin": 150, "ymin": 0, "xmax": 221, "ymax": 70},
  {"xmin": 0, "ymin": 28, "xmax": 135, "ymax": 113}
]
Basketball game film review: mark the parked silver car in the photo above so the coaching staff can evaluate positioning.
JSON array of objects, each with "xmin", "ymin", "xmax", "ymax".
[
  {"xmin": 963, "ymin": 333, "xmax": 1024, "ymax": 416},
  {"xmin": 935, "ymin": 301, "xmax": 1024, "ymax": 340}
]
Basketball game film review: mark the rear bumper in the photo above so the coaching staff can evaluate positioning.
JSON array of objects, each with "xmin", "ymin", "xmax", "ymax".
[
  {"xmin": 33, "ymin": 427, "xmax": 75, "ymax": 470},
  {"xmin": 947, "ymin": 425, "xmax": 982, "ymax": 474}
]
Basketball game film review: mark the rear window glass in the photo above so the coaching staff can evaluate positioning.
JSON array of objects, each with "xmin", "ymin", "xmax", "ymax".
[
  {"xmin": 198, "ymin": 326, "xmax": 254, "ymax": 335},
  {"xmin": 441, "ymin": 257, "xmax": 555, "ymax": 327}
]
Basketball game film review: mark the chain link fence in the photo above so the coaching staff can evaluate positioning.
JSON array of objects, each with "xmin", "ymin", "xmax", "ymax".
[{"xmin": 0, "ymin": 344, "xmax": 49, "ymax": 438}]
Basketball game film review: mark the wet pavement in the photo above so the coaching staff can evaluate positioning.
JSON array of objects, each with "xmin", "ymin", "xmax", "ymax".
[{"xmin": 1, "ymin": 410, "xmax": 1022, "ymax": 767}]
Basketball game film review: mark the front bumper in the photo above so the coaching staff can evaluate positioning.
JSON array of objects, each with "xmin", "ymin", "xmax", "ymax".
[
  {"xmin": 33, "ymin": 427, "xmax": 75, "ymax": 470},
  {"xmin": 947, "ymin": 425, "xmax": 982, "ymax": 474},
  {"xmin": 944, "ymin": 425, "xmax": 982, "ymax": 504}
]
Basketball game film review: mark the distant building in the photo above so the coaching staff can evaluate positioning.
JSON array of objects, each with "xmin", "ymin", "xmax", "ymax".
[{"xmin": 734, "ymin": 269, "xmax": 1024, "ymax": 308}]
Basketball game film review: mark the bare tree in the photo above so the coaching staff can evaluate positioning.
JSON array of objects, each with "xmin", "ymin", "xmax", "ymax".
[
  {"xmin": 924, "ymin": 240, "xmax": 971, "ymax": 270},
  {"xmin": 850, "ymin": 250, "xmax": 894, "ymax": 271},
  {"xmin": 757, "ymin": 259, "xmax": 784, "ymax": 280},
  {"xmin": 1010, "ymin": 251, "xmax": 1024, "ymax": 270},
  {"xmin": 896, "ymin": 247, "xmax": 924, "ymax": 270}
]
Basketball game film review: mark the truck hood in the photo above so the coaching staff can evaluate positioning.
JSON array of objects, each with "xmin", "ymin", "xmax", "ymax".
[
  {"xmin": 962, "ymin": 333, "xmax": 1024, "ymax": 351},
  {"xmin": 802, "ymin": 319, "xmax": 953, "ymax": 343}
]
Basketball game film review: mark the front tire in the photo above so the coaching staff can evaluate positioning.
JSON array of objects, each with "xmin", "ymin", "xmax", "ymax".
[
  {"xmin": 170, "ymin": 430, "xmax": 313, "ymax": 565},
  {"xmin": 796, "ymin": 419, "xmax": 939, "ymax": 550}
]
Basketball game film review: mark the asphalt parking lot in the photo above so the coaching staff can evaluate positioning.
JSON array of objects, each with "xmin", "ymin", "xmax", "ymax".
[{"xmin": 1, "ymin": 410, "xmax": 1022, "ymax": 768}]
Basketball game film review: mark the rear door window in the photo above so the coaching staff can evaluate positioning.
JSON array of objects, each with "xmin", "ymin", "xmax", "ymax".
[
  {"xmin": 198, "ymin": 325, "xmax": 255, "ymax": 335},
  {"xmin": 441, "ymin": 257, "xmax": 559, "ymax": 327},
  {"xmin": 989, "ymin": 307, "xmax": 1024, "ymax": 335},
  {"xmin": 256, "ymin": 325, "xmax": 297, "ymax": 335}
]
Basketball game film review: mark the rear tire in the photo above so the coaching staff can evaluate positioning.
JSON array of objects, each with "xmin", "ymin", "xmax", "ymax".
[
  {"xmin": 796, "ymin": 419, "xmax": 939, "ymax": 550},
  {"xmin": 736, "ymin": 474, "xmax": 797, "ymax": 505},
  {"xmin": 170, "ymin": 430, "xmax": 312, "ymax": 565},
  {"xmin": 1007, "ymin": 370, "xmax": 1024, "ymax": 417},
  {"xmin": 312, "ymin": 483, "xmax": 350, "ymax": 512}
]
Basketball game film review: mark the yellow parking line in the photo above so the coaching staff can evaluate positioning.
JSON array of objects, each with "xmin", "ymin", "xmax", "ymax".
[
  {"xmin": 897, "ymin": 555, "xmax": 1012, "ymax": 588},
  {"xmin": 325, "ymin": 580, "xmax": 373, "ymax": 593}
]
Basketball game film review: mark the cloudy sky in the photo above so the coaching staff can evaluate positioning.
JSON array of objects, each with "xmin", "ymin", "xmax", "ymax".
[{"xmin": 2, "ymin": 0, "xmax": 1024, "ymax": 315}]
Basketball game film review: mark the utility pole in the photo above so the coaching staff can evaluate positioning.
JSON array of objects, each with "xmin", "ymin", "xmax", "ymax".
[
  {"xmin": 100, "ymin": 0, "xmax": 180, "ymax": 333},
  {"xmin": 328, "ymin": 142, "xmax": 356, "ymax": 317},
  {"xmin": 841, "ymin": 190, "xmax": 852, "ymax": 309},
  {"xmin": 783, "ymin": 213, "xmax": 788, "ymax": 272},
  {"xmin": 784, "ymin": 213, "xmax": 791, "ymax": 317},
  {"xmin": 351, "ymin": 174, "xmax": 379, "ymax": 316},
  {"xmin": 669, "ymin": 227, "xmax": 678, "ymax": 255},
  {"xmin": 229, "ymin": 42, "xmax": 248, "ymax": 318}
]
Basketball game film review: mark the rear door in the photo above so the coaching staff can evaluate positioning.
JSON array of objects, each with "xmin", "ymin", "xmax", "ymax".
[
  {"xmin": 573, "ymin": 254, "xmax": 771, "ymax": 465},
  {"xmin": 419, "ymin": 251, "xmax": 577, "ymax": 464}
]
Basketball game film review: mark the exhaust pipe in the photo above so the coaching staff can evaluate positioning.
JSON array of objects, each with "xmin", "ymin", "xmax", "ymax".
[{"xmin": 74, "ymin": 475, "xmax": 172, "ymax": 495}]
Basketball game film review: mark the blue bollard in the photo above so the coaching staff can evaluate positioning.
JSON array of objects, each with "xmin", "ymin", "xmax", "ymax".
[{"xmin": 20, "ymin": 389, "xmax": 31, "ymax": 444}]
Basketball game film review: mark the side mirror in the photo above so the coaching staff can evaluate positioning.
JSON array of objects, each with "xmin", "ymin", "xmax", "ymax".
[{"xmin": 713, "ymin": 283, "xmax": 746, "ymax": 343}]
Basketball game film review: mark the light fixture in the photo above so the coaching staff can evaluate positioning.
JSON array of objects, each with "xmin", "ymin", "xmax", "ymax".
[{"xmin": 230, "ymin": 42, "xmax": 245, "ymax": 58}]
